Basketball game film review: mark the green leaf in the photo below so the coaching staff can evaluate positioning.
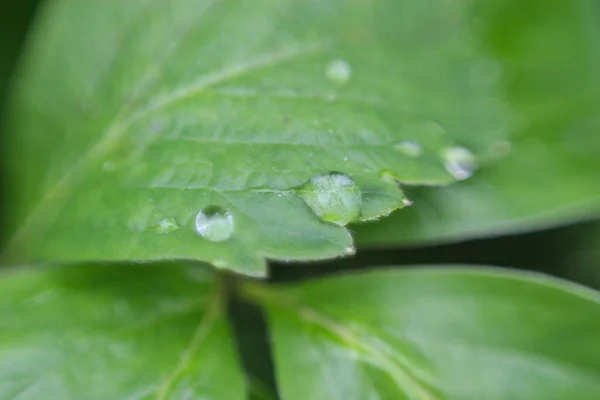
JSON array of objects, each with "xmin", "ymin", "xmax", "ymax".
[
  {"xmin": 2, "ymin": 0, "xmax": 511, "ymax": 275},
  {"xmin": 245, "ymin": 267, "xmax": 600, "ymax": 400},
  {"xmin": 356, "ymin": 0, "xmax": 600, "ymax": 246},
  {"xmin": 0, "ymin": 263, "xmax": 246, "ymax": 399}
]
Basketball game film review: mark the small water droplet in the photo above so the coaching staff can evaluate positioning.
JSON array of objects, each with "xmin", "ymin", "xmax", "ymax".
[
  {"xmin": 344, "ymin": 246, "xmax": 356, "ymax": 256},
  {"xmin": 326, "ymin": 59, "xmax": 352, "ymax": 84},
  {"xmin": 402, "ymin": 198, "xmax": 413, "ymax": 207},
  {"xmin": 442, "ymin": 146, "xmax": 477, "ymax": 180},
  {"xmin": 394, "ymin": 140, "xmax": 422, "ymax": 157},
  {"xmin": 151, "ymin": 217, "xmax": 180, "ymax": 234},
  {"xmin": 195, "ymin": 206, "xmax": 234, "ymax": 242},
  {"xmin": 150, "ymin": 119, "xmax": 165, "ymax": 133},
  {"xmin": 102, "ymin": 161, "xmax": 116, "ymax": 172},
  {"xmin": 298, "ymin": 172, "xmax": 361, "ymax": 226},
  {"xmin": 343, "ymin": 157, "xmax": 348, "ymax": 161}
]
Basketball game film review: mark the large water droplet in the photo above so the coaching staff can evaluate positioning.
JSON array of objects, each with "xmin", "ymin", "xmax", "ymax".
[
  {"xmin": 326, "ymin": 59, "xmax": 352, "ymax": 84},
  {"xmin": 298, "ymin": 172, "xmax": 361, "ymax": 226},
  {"xmin": 195, "ymin": 206, "xmax": 234, "ymax": 242},
  {"xmin": 442, "ymin": 146, "xmax": 477, "ymax": 180},
  {"xmin": 394, "ymin": 140, "xmax": 422, "ymax": 157}
]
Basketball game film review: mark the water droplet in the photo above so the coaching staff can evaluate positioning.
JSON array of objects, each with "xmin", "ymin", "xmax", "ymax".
[
  {"xmin": 298, "ymin": 172, "xmax": 361, "ymax": 226},
  {"xmin": 326, "ymin": 59, "xmax": 352, "ymax": 84},
  {"xmin": 151, "ymin": 217, "xmax": 180, "ymax": 234},
  {"xmin": 442, "ymin": 146, "xmax": 477, "ymax": 180},
  {"xmin": 344, "ymin": 246, "xmax": 356, "ymax": 256},
  {"xmin": 394, "ymin": 140, "xmax": 422, "ymax": 157},
  {"xmin": 343, "ymin": 157, "xmax": 348, "ymax": 161},
  {"xmin": 150, "ymin": 120, "xmax": 165, "ymax": 133},
  {"xmin": 195, "ymin": 206, "xmax": 234, "ymax": 242},
  {"xmin": 402, "ymin": 198, "xmax": 414, "ymax": 207},
  {"xmin": 102, "ymin": 161, "xmax": 116, "ymax": 172}
]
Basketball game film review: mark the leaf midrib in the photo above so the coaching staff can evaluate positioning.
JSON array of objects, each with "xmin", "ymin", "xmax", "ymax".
[{"xmin": 241, "ymin": 282, "xmax": 439, "ymax": 400}]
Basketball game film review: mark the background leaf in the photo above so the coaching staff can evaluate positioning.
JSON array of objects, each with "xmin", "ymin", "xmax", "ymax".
[
  {"xmin": 245, "ymin": 267, "xmax": 600, "ymax": 400},
  {"xmin": 2, "ymin": 0, "xmax": 512, "ymax": 275},
  {"xmin": 355, "ymin": 0, "xmax": 600, "ymax": 247},
  {"xmin": 563, "ymin": 221, "xmax": 600, "ymax": 289},
  {"xmin": 0, "ymin": 262, "xmax": 246, "ymax": 399}
]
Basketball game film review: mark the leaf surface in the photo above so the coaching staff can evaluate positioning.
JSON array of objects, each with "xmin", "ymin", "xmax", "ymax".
[
  {"xmin": 0, "ymin": 262, "xmax": 246, "ymax": 399},
  {"xmin": 2, "ymin": 0, "xmax": 510, "ymax": 275},
  {"xmin": 245, "ymin": 267, "xmax": 600, "ymax": 400},
  {"xmin": 356, "ymin": 0, "xmax": 600, "ymax": 246}
]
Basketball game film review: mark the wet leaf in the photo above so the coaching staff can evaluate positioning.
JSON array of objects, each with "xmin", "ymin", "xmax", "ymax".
[
  {"xmin": 2, "ymin": 0, "xmax": 510, "ymax": 275},
  {"xmin": 246, "ymin": 267, "xmax": 600, "ymax": 400}
]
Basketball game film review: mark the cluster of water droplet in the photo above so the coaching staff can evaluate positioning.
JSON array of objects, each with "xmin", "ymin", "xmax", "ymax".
[
  {"xmin": 163, "ymin": 144, "xmax": 480, "ymax": 245},
  {"xmin": 147, "ymin": 57, "xmax": 503, "ymax": 255}
]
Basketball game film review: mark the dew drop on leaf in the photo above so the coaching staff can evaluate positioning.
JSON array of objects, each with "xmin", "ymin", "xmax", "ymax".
[
  {"xmin": 326, "ymin": 59, "xmax": 352, "ymax": 84},
  {"xmin": 195, "ymin": 206, "xmax": 234, "ymax": 242},
  {"xmin": 393, "ymin": 140, "xmax": 423, "ymax": 157},
  {"xmin": 151, "ymin": 217, "xmax": 180, "ymax": 234},
  {"xmin": 442, "ymin": 146, "xmax": 478, "ymax": 180},
  {"xmin": 298, "ymin": 172, "xmax": 361, "ymax": 226},
  {"xmin": 344, "ymin": 246, "xmax": 356, "ymax": 256}
]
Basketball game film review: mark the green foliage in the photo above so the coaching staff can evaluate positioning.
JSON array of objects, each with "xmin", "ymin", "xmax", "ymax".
[
  {"xmin": 246, "ymin": 268, "xmax": 600, "ymax": 400},
  {"xmin": 356, "ymin": 0, "xmax": 600, "ymax": 246},
  {"xmin": 1, "ymin": 0, "xmax": 599, "ymax": 399},
  {"xmin": 0, "ymin": 263, "xmax": 246, "ymax": 399},
  {"xmin": 2, "ymin": 0, "xmax": 511, "ymax": 276},
  {"xmin": 1, "ymin": 264, "xmax": 599, "ymax": 399}
]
